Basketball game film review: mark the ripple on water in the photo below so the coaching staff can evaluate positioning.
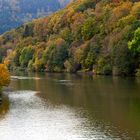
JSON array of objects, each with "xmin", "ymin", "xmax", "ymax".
[
  {"xmin": 11, "ymin": 76, "xmax": 40, "ymax": 80},
  {"xmin": 8, "ymin": 90, "xmax": 37, "ymax": 99},
  {"xmin": 57, "ymin": 79, "xmax": 74, "ymax": 86},
  {"xmin": 6, "ymin": 90, "xmax": 43, "ymax": 109}
]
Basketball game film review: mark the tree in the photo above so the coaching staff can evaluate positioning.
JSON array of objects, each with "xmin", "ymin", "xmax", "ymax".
[
  {"xmin": 128, "ymin": 27, "xmax": 140, "ymax": 76},
  {"xmin": 0, "ymin": 64, "xmax": 10, "ymax": 90},
  {"xmin": 19, "ymin": 46, "xmax": 34, "ymax": 68},
  {"xmin": 81, "ymin": 17, "xmax": 96, "ymax": 40},
  {"xmin": 60, "ymin": 27, "xmax": 73, "ymax": 44},
  {"xmin": 128, "ymin": 27, "xmax": 140, "ymax": 54},
  {"xmin": 22, "ymin": 23, "xmax": 34, "ymax": 37}
]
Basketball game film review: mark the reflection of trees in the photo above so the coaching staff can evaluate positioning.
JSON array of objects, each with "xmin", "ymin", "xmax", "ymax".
[
  {"xmin": 8, "ymin": 72, "xmax": 140, "ymax": 139},
  {"xmin": 0, "ymin": 93, "xmax": 10, "ymax": 119},
  {"xmin": 34, "ymin": 73, "xmax": 140, "ymax": 139}
]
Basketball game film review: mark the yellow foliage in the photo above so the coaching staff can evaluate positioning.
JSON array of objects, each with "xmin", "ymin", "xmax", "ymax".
[
  {"xmin": 3, "ymin": 58, "xmax": 10, "ymax": 66},
  {"xmin": 112, "ymin": 2, "xmax": 132, "ymax": 20},
  {"xmin": 0, "ymin": 64, "xmax": 10, "ymax": 88},
  {"xmin": 131, "ymin": 2, "xmax": 140, "ymax": 18}
]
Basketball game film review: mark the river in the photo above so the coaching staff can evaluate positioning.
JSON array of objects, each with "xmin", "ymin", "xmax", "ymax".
[{"xmin": 0, "ymin": 72, "xmax": 140, "ymax": 140}]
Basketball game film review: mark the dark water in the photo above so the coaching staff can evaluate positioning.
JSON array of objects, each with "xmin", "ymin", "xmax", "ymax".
[{"xmin": 0, "ymin": 72, "xmax": 140, "ymax": 140}]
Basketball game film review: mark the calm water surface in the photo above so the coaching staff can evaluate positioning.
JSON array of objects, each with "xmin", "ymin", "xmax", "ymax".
[{"xmin": 0, "ymin": 72, "xmax": 140, "ymax": 140}]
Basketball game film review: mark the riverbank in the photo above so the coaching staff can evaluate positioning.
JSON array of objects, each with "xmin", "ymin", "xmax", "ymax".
[
  {"xmin": 1, "ymin": 0, "xmax": 140, "ymax": 79},
  {"xmin": 9, "ymin": 66, "xmax": 140, "ymax": 77}
]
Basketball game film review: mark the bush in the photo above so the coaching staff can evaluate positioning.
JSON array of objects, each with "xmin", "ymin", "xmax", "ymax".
[
  {"xmin": 81, "ymin": 17, "xmax": 96, "ymax": 40},
  {"xmin": 0, "ymin": 64, "xmax": 10, "ymax": 89},
  {"xmin": 96, "ymin": 57, "xmax": 112, "ymax": 75}
]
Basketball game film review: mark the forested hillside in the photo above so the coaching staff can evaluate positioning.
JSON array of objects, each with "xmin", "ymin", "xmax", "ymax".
[
  {"xmin": 0, "ymin": 0, "xmax": 70, "ymax": 34},
  {"xmin": 0, "ymin": 0, "xmax": 140, "ymax": 76}
]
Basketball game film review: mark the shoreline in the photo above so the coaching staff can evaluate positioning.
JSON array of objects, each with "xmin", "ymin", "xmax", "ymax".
[{"xmin": 9, "ymin": 67, "xmax": 138, "ymax": 78}]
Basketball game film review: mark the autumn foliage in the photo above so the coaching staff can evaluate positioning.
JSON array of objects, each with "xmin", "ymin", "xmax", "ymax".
[
  {"xmin": 0, "ymin": 64, "xmax": 10, "ymax": 88},
  {"xmin": 0, "ymin": 0, "xmax": 140, "ymax": 76}
]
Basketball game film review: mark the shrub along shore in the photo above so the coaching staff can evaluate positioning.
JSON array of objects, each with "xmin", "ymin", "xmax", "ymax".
[{"xmin": 0, "ymin": 64, "xmax": 10, "ymax": 91}]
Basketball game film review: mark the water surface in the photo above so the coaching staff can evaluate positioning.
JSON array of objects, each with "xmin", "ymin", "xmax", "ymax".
[{"xmin": 0, "ymin": 73, "xmax": 140, "ymax": 140}]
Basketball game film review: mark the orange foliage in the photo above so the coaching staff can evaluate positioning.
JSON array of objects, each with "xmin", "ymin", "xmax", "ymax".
[{"xmin": 0, "ymin": 64, "xmax": 10, "ymax": 88}]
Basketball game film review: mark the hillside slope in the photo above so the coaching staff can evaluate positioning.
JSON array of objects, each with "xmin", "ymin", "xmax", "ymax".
[
  {"xmin": 0, "ymin": 0, "xmax": 71, "ymax": 34},
  {"xmin": 0, "ymin": 0, "xmax": 140, "ymax": 76}
]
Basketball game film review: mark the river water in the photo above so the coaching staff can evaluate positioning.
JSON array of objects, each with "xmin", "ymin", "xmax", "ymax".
[{"xmin": 0, "ymin": 72, "xmax": 140, "ymax": 140}]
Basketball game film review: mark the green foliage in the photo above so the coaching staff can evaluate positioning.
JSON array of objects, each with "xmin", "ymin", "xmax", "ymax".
[
  {"xmin": 60, "ymin": 28, "xmax": 73, "ymax": 44},
  {"xmin": 53, "ymin": 44, "xmax": 69, "ymax": 68},
  {"xmin": 0, "ymin": 0, "xmax": 140, "ymax": 75},
  {"xmin": 96, "ymin": 57, "xmax": 112, "ymax": 75},
  {"xmin": 22, "ymin": 23, "xmax": 34, "ymax": 37},
  {"xmin": 19, "ymin": 46, "xmax": 34, "ymax": 68},
  {"xmin": 128, "ymin": 27, "xmax": 140, "ymax": 54},
  {"xmin": 81, "ymin": 17, "xmax": 96, "ymax": 40},
  {"xmin": 0, "ymin": 48, "xmax": 6, "ymax": 63},
  {"xmin": 75, "ymin": 0, "xmax": 96, "ymax": 12},
  {"xmin": 81, "ymin": 44, "xmax": 95, "ymax": 70},
  {"xmin": 43, "ymin": 43, "xmax": 68, "ymax": 71},
  {"xmin": 13, "ymin": 50, "xmax": 21, "ymax": 67},
  {"xmin": 43, "ymin": 44, "xmax": 56, "ymax": 64},
  {"xmin": 32, "ymin": 59, "xmax": 45, "ymax": 72}
]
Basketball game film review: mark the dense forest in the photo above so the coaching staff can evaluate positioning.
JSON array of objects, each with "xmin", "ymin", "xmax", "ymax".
[
  {"xmin": 0, "ymin": 0, "xmax": 140, "ymax": 76},
  {"xmin": 0, "ymin": 0, "xmax": 70, "ymax": 34}
]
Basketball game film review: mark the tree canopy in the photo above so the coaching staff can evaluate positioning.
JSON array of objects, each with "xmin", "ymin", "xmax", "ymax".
[{"xmin": 0, "ymin": 0, "xmax": 140, "ymax": 76}]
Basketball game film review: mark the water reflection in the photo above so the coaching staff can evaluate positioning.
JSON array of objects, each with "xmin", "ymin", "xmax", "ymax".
[
  {"xmin": 0, "ymin": 93, "xmax": 9, "ymax": 119},
  {"xmin": 0, "ymin": 90, "xmax": 111, "ymax": 140},
  {"xmin": 0, "ymin": 73, "xmax": 140, "ymax": 139}
]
